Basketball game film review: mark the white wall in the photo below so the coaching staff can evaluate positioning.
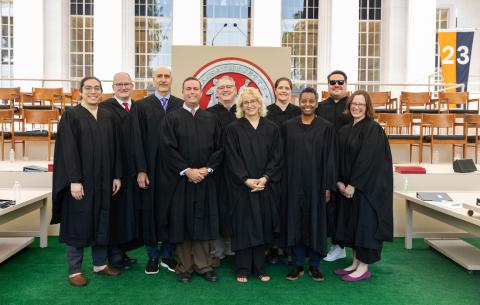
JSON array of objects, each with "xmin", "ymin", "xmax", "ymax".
[
  {"xmin": 172, "ymin": 0, "xmax": 202, "ymax": 46},
  {"xmin": 251, "ymin": 0, "xmax": 281, "ymax": 47}
]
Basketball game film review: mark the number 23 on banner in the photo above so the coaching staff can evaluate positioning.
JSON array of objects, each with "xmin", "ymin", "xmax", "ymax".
[{"xmin": 441, "ymin": 45, "xmax": 470, "ymax": 65}]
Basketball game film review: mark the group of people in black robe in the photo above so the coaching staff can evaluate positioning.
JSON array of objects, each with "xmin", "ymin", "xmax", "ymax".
[{"xmin": 51, "ymin": 68, "xmax": 393, "ymax": 287}]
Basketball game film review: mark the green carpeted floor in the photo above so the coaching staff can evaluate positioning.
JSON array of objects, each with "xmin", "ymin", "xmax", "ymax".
[{"xmin": 0, "ymin": 237, "xmax": 479, "ymax": 305}]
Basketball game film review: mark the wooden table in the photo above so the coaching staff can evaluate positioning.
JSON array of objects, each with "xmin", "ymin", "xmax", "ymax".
[
  {"xmin": 395, "ymin": 191, "xmax": 480, "ymax": 271},
  {"xmin": 0, "ymin": 188, "xmax": 51, "ymax": 263}
]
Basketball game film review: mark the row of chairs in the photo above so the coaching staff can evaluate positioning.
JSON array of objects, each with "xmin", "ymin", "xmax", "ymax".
[{"xmin": 377, "ymin": 113, "xmax": 480, "ymax": 163}]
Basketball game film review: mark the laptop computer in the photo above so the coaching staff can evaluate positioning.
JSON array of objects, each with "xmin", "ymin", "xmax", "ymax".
[{"xmin": 416, "ymin": 192, "xmax": 453, "ymax": 202}]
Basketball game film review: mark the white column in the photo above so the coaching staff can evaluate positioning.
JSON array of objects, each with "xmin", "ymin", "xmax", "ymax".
[
  {"xmin": 406, "ymin": 0, "xmax": 436, "ymax": 88},
  {"xmin": 121, "ymin": 0, "xmax": 136, "ymax": 78},
  {"xmin": 13, "ymin": 0, "xmax": 44, "ymax": 90},
  {"xmin": 329, "ymin": 0, "xmax": 359, "ymax": 85},
  {"xmin": 172, "ymin": 0, "xmax": 202, "ymax": 46},
  {"xmin": 94, "ymin": 0, "xmax": 124, "ymax": 84},
  {"xmin": 251, "ymin": 0, "xmax": 281, "ymax": 46},
  {"xmin": 317, "ymin": 0, "xmax": 332, "ymax": 85}
]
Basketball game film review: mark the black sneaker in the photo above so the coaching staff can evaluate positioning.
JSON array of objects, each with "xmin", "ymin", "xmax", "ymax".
[
  {"xmin": 286, "ymin": 266, "xmax": 304, "ymax": 280},
  {"xmin": 266, "ymin": 248, "xmax": 279, "ymax": 264},
  {"xmin": 160, "ymin": 257, "xmax": 177, "ymax": 272},
  {"xmin": 145, "ymin": 258, "xmax": 159, "ymax": 274},
  {"xmin": 308, "ymin": 266, "xmax": 325, "ymax": 281}
]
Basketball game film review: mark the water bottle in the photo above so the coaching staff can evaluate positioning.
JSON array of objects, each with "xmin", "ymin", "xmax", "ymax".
[
  {"xmin": 402, "ymin": 176, "xmax": 409, "ymax": 192},
  {"xmin": 433, "ymin": 150, "xmax": 440, "ymax": 164},
  {"xmin": 9, "ymin": 148, "xmax": 14, "ymax": 163},
  {"xmin": 12, "ymin": 181, "xmax": 21, "ymax": 203}
]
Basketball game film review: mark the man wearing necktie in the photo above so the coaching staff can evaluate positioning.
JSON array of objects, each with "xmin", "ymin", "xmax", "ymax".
[
  {"xmin": 130, "ymin": 66, "xmax": 183, "ymax": 275},
  {"xmin": 99, "ymin": 72, "xmax": 140, "ymax": 270}
]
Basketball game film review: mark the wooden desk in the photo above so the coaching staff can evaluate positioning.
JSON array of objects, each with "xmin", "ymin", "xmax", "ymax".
[
  {"xmin": 395, "ymin": 191, "xmax": 480, "ymax": 271},
  {"xmin": 0, "ymin": 188, "xmax": 50, "ymax": 263}
]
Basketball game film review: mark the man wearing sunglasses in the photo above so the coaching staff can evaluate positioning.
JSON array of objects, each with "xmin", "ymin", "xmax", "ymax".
[{"xmin": 316, "ymin": 70, "xmax": 352, "ymax": 262}]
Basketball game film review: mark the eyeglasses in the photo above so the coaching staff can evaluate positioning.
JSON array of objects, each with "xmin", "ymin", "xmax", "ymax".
[
  {"xmin": 83, "ymin": 86, "xmax": 102, "ymax": 92},
  {"xmin": 350, "ymin": 102, "xmax": 366, "ymax": 108},
  {"xmin": 328, "ymin": 80, "xmax": 345, "ymax": 86},
  {"xmin": 217, "ymin": 85, "xmax": 235, "ymax": 90},
  {"xmin": 243, "ymin": 100, "xmax": 258, "ymax": 106},
  {"xmin": 113, "ymin": 82, "xmax": 133, "ymax": 88}
]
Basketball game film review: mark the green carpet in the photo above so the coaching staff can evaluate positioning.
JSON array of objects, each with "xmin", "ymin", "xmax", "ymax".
[{"xmin": 0, "ymin": 237, "xmax": 479, "ymax": 305}]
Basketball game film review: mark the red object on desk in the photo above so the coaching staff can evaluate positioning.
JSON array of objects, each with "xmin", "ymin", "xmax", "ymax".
[
  {"xmin": 48, "ymin": 164, "xmax": 54, "ymax": 172},
  {"xmin": 395, "ymin": 166, "xmax": 426, "ymax": 174}
]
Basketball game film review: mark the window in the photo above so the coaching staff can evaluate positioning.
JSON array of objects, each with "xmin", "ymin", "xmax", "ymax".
[
  {"xmin": 435, "ymin": 8, "xmax": 449, "ymax": 89},
  {"xmin": 70, "ymin": 0, "xmax": 94, "ymax": 88},
  {"xmin": 202, "ymin": 0, "xmax": 251, "ymax": 46},
  {"xmin": 358, "ymin": 0, "xmax": 381, "ymax": 92},
  {"xmin": 135, "ymin": 0, "xmax": 173, "ymax": 89},
  {"xmin": 281, "ymin": 0, "xmax": 319, "ymax": 94},
  {"xmin": 0, "ymin": 0, "xmax": 13, "ymax": 87}
]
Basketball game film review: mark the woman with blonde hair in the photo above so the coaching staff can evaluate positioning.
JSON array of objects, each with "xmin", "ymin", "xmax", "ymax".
[{"xmin": 225, "ymin": 87, "xmax": 283, "ymax": 283}]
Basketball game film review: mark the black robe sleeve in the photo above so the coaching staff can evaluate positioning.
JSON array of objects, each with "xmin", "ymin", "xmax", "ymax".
[
  {"xmin": 263, "ymin": 125, "xmax": 283, "ymax": 183},
  {"xmin": 224, "ymin": 125, "xmax": 249, "ymax": 184},
  {"xmin": 162, "ymin": 112, "xmax": 190, "ymax": 173},
  {"xmin": 130, "ymin": 102, "xmax": 148, "ymax": 173},
  {"xmin": 206, "ymin": 118, "xmax": 223, "ymax": 171}
]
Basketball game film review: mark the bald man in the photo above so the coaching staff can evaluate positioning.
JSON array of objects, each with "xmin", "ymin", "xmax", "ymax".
[{"xmin": 131, "ymin": 66, "xmax": 183, "ymax": 275}]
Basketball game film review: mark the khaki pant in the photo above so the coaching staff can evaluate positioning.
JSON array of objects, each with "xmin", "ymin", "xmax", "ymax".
[{"xmin": 175, "ymin": 240, "xmax": 212, "ymax": 274}]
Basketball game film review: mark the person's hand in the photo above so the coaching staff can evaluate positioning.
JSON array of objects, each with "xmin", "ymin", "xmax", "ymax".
[
  {"xmin": 344, "ymin": 185, "xmax": 355, "ymax": 198},
  {"xmin": 245, "ymin": 179, "xmax": 265, "ymax": 192},
  {"xmin": 257, "ymin": 177, "xmax": 268, "ymax": 188},
  {"xmin": 137, "ymin": 172, "xmax": 150, "ymax": 189},
  {"xmin": 198, "ymin": 167, "xmax": 209, "ymax": 177},
  {"xmin": 71, "ymin": 183, "xmax": 84, "ymax": 201},
  {"xmin": 325, "ymin": 190, "xmax": 331, "ymax": 203},
  {"xmin": 337, "ymin": 182, "xmax": 346, "ymax": 193},
  {"xmin": 112, "ymin": 179, "xmax": 121, "ymax": 195},
  {"xmin": 186, "ymin": 168, "xmax": 205, "ymax": 183}
]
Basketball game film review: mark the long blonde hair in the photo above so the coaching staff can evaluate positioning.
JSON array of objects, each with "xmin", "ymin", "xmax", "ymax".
[{"xmin": 235, "ymin": 87, "xmax": 268, "ymax": 119}]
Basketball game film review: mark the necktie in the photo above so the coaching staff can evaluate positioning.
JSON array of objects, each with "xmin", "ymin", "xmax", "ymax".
[
  {"xmin": 191, "ymin": 108, "xmax": 196, "ymax": 116},
  {"xmin": 122, "ymin": 102, "xmax": 130, "ymax": 112},
  {"xmin": 160, "ymin": 97, "xmax": 168, "ymax": 110}
]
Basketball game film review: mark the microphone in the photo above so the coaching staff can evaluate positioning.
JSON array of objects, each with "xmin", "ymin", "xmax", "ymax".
[
  {"xmin": 211, "ymin": 23, "xmax": 228, "ymax": 46},
  {"xmin": 233, "ymin": 23, "xmax": 248, "ymax": 45}
]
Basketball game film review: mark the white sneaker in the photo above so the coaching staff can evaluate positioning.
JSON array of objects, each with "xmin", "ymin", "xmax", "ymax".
[{"xmin": 323, "ymin": 245, "xmax": 346, "ymax": 262}]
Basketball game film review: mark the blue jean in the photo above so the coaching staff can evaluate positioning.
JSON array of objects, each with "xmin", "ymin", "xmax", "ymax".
[
  {"xmin": 146, "ymin": 241, "xmax": 175, "ymax": 259},
  {"xmin": 292, "ymin": 244, "xmax": 321, "ymax": 267}
]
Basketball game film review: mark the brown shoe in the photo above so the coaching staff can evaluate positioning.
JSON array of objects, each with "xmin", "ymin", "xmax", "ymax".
[
  {"xmin": 68, "ymin": 273, "xmax": 88, "ymax": 287},
  {"xmin": 211, "ymin": 257, "xmax": 221, "ymax": 268},
  {"xmin": 95, "ymin": 265, "xmax": 121, "ymax": 276}
]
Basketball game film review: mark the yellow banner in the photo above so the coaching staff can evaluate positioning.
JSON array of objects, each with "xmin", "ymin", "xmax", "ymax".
[{"xmin": 438, "ymin": 32, "xmax": 457, "ymax": 93}]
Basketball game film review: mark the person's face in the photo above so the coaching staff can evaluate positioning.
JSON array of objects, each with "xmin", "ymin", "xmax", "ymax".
[
  {"xmin": 349, "ymin": 94, "xmax": 367, "ymax": 120},
  {"xmin": 182, "ymin": 80, "xmax": 201, "ymax": 108},
  {"xmin": 328, "ymin": 73, "xmax": 347, "ymax": 100},
  {"xmin": 242, "ymin": 96, "xmax": 260, "ymax": 119},
  {"xmin": 81, "ymin": 79, "xmax": 102, "ymax": 106},
  {"xmin": 112, "ymin": 73, "xmax": 133, "ymax": 100},
  {"xmin": 274, "ymin": 80, "xmax": 292, "ymax": 103},
  {"xmin": 216, "ymin": 78, "xmax": 237, "ymax": 104},
  {"xmin": 299, "ymin": 92, "xmax": 318, "ymax": 116},
  {"xmin": 153, "ymin": 67, "xmax": 172, "ymax": 95}
]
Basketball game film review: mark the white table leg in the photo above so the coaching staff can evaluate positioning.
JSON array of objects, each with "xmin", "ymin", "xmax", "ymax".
[
  {"xmin": 39, "ymin": 198, "xmax": 48, "ymax": 248},
  {"xmin": 405, "ymin": 200, "xmax": 413, "ymax": 249}
]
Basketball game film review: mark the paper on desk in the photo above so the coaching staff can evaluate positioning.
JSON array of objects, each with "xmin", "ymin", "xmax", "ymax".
[{"xmin": 433, "ymin": 201, "xmax": 462, "ymax": 208}]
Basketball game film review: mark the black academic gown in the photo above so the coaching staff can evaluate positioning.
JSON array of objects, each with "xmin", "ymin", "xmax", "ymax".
[
  {"xmin": 131, "ymin": 94, "xmax": 183, "ymax": 244},
  {"xmin": 99, "ymin": 98, "xmax": 138, "ymax": 246},
  {"xmin": 266, "ymin": 103, "xmax": 301, "ymax": 127},
  {"xmin": 315, "ymin": 96, "xmax": 352, "ymax": 132},
  {"xmin": 162, "ymin": 108, "xmax": 223, "ymax": 243},
  {"xmin": 206, "ymin": 103, "xmax": 237, "ymax": 237},
  {"xmin": 281, "ymin": 116, "xmax": 337, "ymax": 255},
  {"xmin": 334, "ymin": 118, "xmax": 393, "ymax": 251},
  {"xmin": 51, "ymin": 105, "xmax": 121, "ymax": 247},
  {"xmin": 224, "ymin": 117, "xmax": 283, "ymax": 251}
]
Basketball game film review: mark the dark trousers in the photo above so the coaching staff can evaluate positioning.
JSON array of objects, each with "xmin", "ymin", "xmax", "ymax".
[
  {"xmin": 175, "ymin": 240, "xmax": 212, "ymax": 274},
  {"xmin": 108, "ymin": 240, "xmax": 142, "ymax": 263},
  {"xmin": 145, "ymin": 241, "xmax": 175, "ymax": 260},
  {"xmin": 235, "ymin": 245, "xmax": 266, "ymax": 277},
  {"xmin": 66, "ymin": 245, "xmax": 107, "ymax": 275},
  {"xmin": 355, "ymin": 245, "xmax": 382, "ymax": 264},
  {"xmin": 292, "ymin": 244, "xmax": 321, "ymax": 267}
]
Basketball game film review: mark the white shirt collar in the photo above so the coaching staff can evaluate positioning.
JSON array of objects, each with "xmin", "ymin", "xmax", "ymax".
[{"xmin": 114, "ymin": 96, "xmax": 132, "ymax": 107}]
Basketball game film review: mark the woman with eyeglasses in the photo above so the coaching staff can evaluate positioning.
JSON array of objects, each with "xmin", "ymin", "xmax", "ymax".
[
  {"xmin": 333, "ymin": 90, "xmax": 393, "ymax": 282},
  {"xmin": 224, "ymin": 87, "xmax": 283, "ymax": 283},
  {"xmin": 52, "ymin": 76, "xmax": 122, "ymax": 287}
]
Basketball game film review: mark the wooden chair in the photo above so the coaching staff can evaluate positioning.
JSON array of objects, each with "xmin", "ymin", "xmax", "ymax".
[
  {"xmin": 464, "ymin": 114, "xmax": 480, "ymax": 163},
  {"xmin": 369, "ymin": 91, "xmax": 398, "ymax": 115},
  {"xmin": 437, "ymin": 92, "xmax": 479, "ymax": 116},
  {"xmin": 421, "ymin": 114, "xmax": 467, "ymax": 163},
  {"xmin": 399, "ymin": 92, "xmax": 438, "ymax": 115},
  {"xmin": 63, "ymin": 88, "xmax": 81, "ymax": 111},
  {"xmin": 14, "ymin": 109, "xmax": 59, "ymax": 161},
  {"xmin": 377, "ymin": 113, "xmax": 421, "ymax": 162},
  {"xmin": 20, "ymin": 88, "xmax": 64, "ymax": 112},
  {"xmin": 131, "ymin": 89, "xmax": 148, "ymax": 101},
  {"xmin": 0, "ymin": 87, "xmax": 21, "ymax": 112},
  {"xmin": 0, "ymin": 109, "xmax": 15, "ymax": 160},
  {"xmin": 321, "ymin": 91, "xmax": 351, "ymax": 100},
  {"xmin": 101, "ymin": 93, "xmax": 114, "ymax": 101}
]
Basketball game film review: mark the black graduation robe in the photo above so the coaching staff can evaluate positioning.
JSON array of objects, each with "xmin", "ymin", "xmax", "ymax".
[
  {"xmin": 281, "ymin": 116, "xmax": 337, "ymax": 255},
  {"xmin": 334, "ymin": 118, "xmax": 393, "ymax": 251},
  {"xmin": 162, "ymin": 108, "xmax": 223, "ymax": 242},
  {"xmin": 131, "ymin": 94, "xmax": 183, "ymax": 244},
  {"xmin": 99, "ymin": 98, "xmax": 138, "ymax": 245},
  {"xmin": 266, "ymin": 103, "xmax": 301, "ymax": 127},
  {"xmin": 206, "ymin": 103, "xmax": 237, "ymax": 237},
  {"xmin": 315, "ymin": 96, "xmax": 352, "ymax": 132},
  {"xmin": 51, "ymin": 105, "xmax": 121, "ymax": 247},
  {"xmin": 224, "ymin": 117, "xmax": 283, "ymax": 251}
]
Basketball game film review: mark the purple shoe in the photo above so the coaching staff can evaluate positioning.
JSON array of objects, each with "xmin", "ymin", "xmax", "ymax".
[
  {"xmin": 334, "ymin": 268, "xmax": 355, "ymax": 276},
  {"xmin": 341, "ymin": 270, "xmax": 371, "ymax": 282}
]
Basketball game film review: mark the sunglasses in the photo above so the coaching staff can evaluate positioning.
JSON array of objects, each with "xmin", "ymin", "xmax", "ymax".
[{"xmin": 329, "ymin": 80, "xmax": 345, "ymax": 86}]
